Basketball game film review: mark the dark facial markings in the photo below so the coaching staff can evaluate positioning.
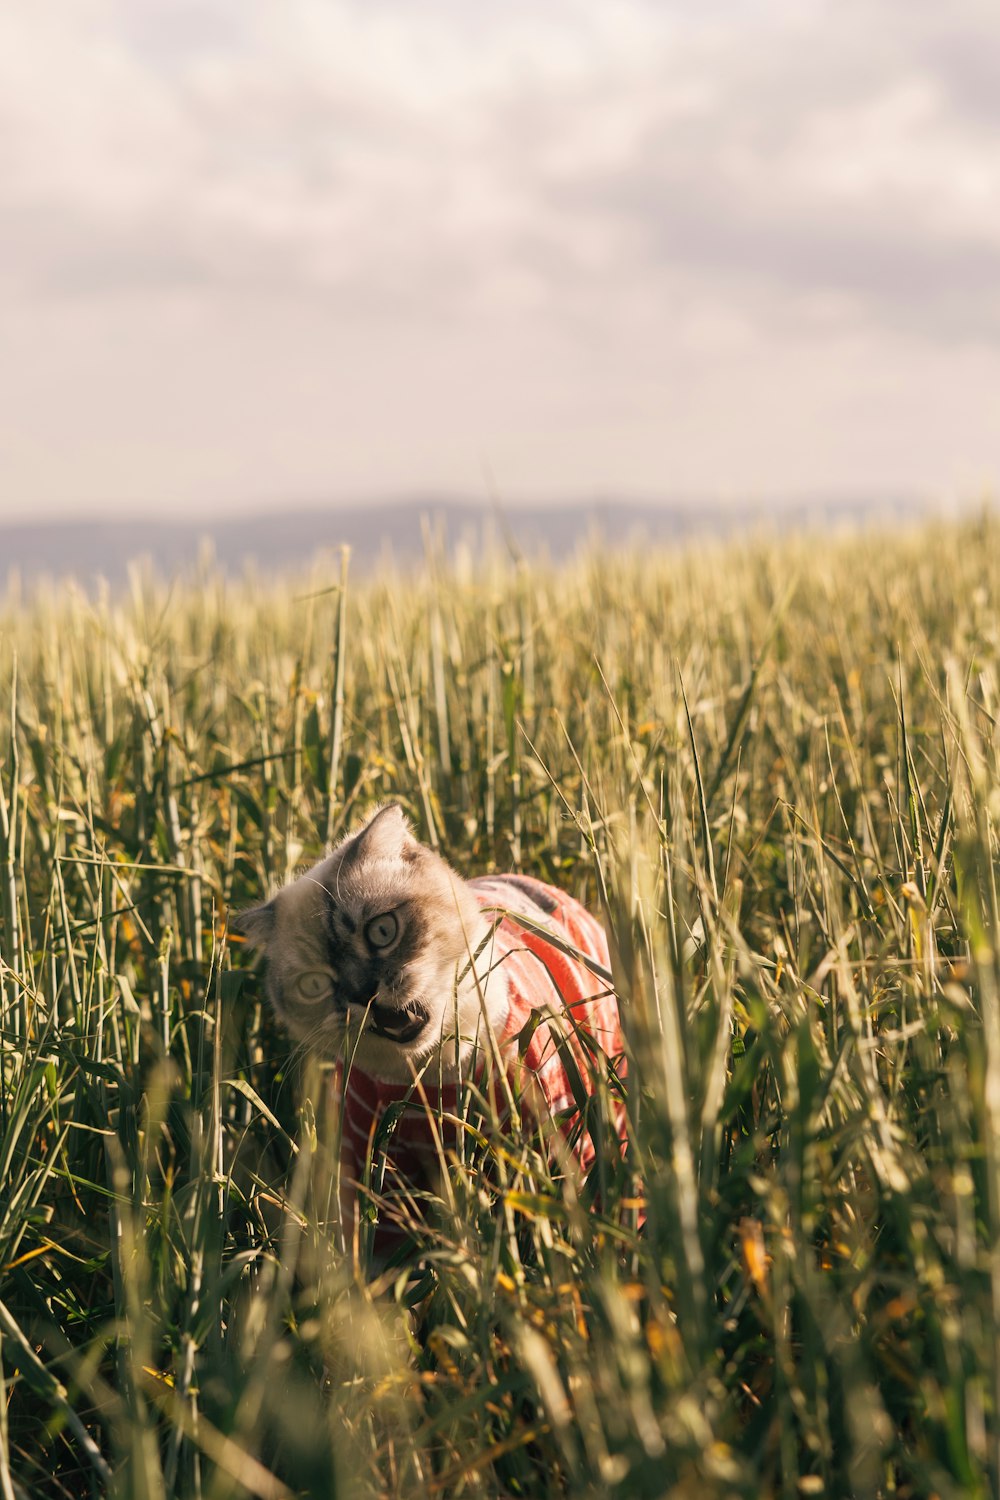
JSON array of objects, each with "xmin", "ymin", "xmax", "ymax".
[
  {"xmin": 284, "ymin": 888, "xmax": 429, "ymax": 1042},
  {"xmin": 322, "ymin": 886, "xmax": 358, "ymax": 937}
]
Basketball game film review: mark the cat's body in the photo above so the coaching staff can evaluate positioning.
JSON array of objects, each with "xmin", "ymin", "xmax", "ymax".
[{"xmin": 238, "ymin": 804, "xmax": 628, "ymax": 1251}]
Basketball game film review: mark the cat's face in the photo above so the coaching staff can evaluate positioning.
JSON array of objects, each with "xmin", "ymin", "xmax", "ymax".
[{"xmin": 236, "ymin": 805, "xmax": 504, "ymax": 1081}]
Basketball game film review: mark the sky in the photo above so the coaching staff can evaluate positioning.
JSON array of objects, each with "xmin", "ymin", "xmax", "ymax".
[{"xmin": 1, "ymin": 0, "xmax": 998, "ymax": 522}]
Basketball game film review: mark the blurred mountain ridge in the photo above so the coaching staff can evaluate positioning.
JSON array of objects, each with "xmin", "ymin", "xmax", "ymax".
[{"xmin": 0, "ymin": 494, "xmax": 931, "ymax": 591}]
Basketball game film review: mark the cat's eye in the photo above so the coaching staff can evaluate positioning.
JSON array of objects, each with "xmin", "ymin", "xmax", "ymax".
[
  {"xmin": 296, "ymin": 970, "xmax": 332, "ymax": 1000},
  {"xmin": 366, "ymin": 911, "xmax": 399, "ymax": 949}
]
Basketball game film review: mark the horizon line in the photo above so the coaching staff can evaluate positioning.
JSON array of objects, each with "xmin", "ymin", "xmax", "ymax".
[{"xmin": 0, "ymin": 486, "xmax": 954, "ymax": 532}]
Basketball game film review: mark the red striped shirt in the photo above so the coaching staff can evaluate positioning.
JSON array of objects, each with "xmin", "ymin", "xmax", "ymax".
[{"xmin": 337, "ymin": 875, "xmax": 629, "ymax": 1256}]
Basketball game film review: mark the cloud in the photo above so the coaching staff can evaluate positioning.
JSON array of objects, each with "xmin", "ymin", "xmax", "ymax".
[
  {"xmin": 4, "ymin": 0, "xmax": 998, "ymax": 334},
  {"xmin": 0, "ymin": 0, "xmax": 998, "ymax": 515},
  {"xmin": 506, "ymin": 7, "xmax": 1000, "ymax": 342}
]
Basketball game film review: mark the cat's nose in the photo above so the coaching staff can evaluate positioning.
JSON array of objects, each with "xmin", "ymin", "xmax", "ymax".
[{"xmin": 336, "ymin": 987, "xmax": 378, "ymax": 1014}]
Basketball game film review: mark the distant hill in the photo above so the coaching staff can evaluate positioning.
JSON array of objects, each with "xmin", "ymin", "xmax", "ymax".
[{"xmin": 0, "ymin": 494, "xmax": 930, "ymax": 592}]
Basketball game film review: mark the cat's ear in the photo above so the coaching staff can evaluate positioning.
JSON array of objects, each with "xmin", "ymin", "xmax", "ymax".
[
  {"xmin": 231, "ymin": 900, "xmax": 277, "ymax": 950},
  {"xmin": 351, "ymin": 802, "xmax": 413, "ymax": 863}
]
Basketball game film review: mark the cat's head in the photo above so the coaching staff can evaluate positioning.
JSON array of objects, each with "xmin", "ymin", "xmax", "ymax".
[{"xmin": 235, "ymin": 804, "xmax": 503, "ymax": 1081}]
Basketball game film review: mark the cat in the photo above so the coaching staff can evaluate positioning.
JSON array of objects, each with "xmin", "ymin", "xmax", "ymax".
[{"xmin": 236, "ymin": 802, "xmax": 629, "ymax": 1253}]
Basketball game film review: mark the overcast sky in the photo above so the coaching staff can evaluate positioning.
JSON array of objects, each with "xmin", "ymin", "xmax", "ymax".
[{"xmin": 1, "ymin": 0, "xmax": 998, "ymax": 521}]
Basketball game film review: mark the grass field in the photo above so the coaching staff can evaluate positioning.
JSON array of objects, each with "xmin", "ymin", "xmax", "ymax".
[{"xmin": 2, "ymin": 514, "xmax": 1000, "ymax": 1499}]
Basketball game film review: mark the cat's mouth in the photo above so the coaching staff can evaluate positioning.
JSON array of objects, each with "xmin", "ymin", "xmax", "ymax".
[{"xmin": 365, "ymin": 999, "xmax": 427, "ymax": 1044}]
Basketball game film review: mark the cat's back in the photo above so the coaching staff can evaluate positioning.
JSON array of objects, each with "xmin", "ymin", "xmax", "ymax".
[{"xmin": 466, "ymin": 872, "xmax": 609, "ymax": 969}]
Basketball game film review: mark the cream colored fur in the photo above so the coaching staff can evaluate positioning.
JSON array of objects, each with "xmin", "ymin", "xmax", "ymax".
[{"xmin": 237, "ymin": 804, "xmax": 509, "ymax": 1084}]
